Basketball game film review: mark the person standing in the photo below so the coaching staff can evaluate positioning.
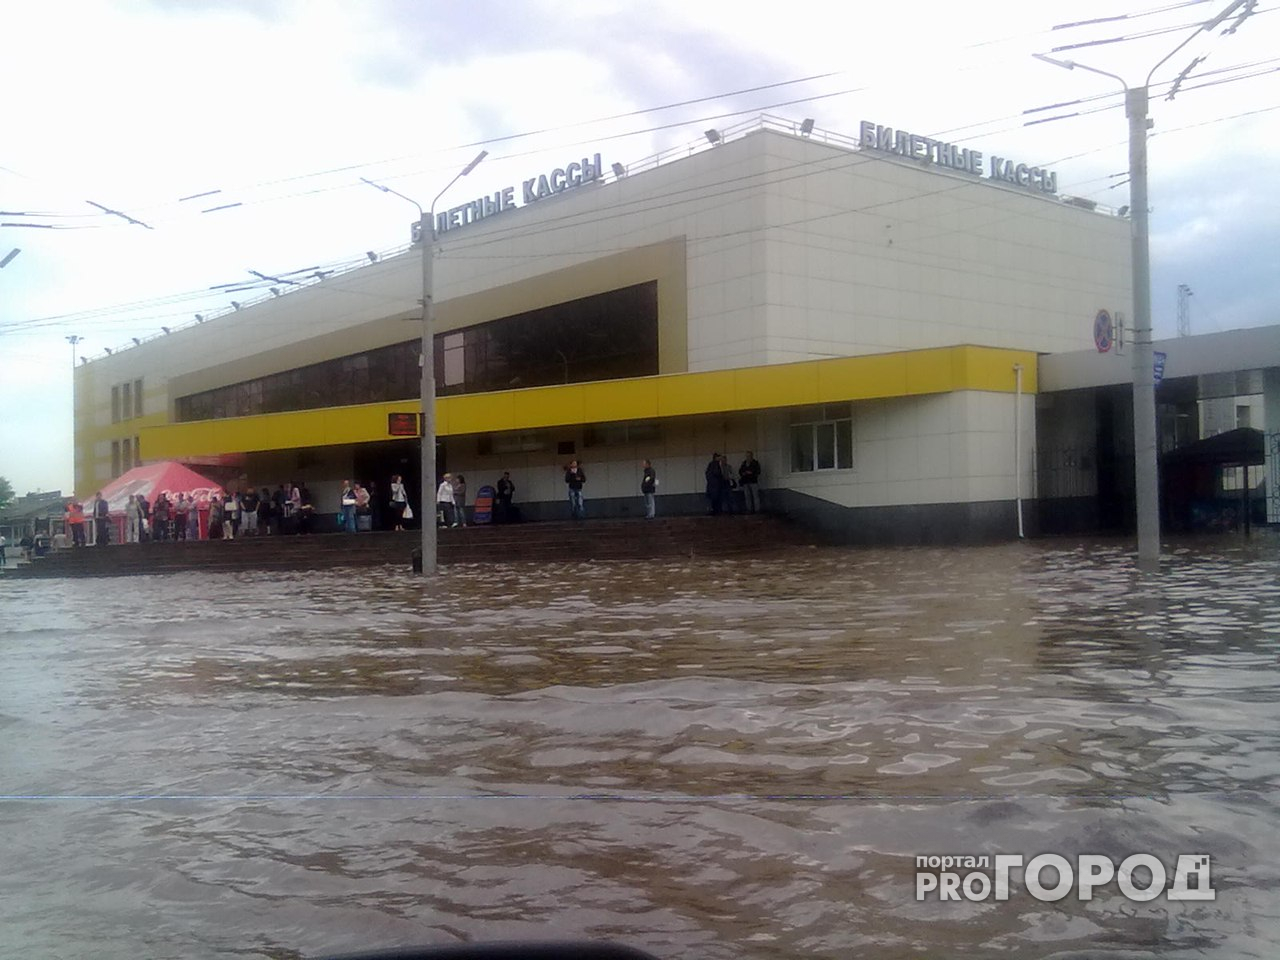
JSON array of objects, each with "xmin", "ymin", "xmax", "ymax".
[
  {"xmin": 272, "ymin": 484, "xmax": 288, "ymax": 534},
  {"xmin": 705, "ymin": 453, "xmax": 725, "ymax": 515},
  {"xmin": 125, "ymin": 494, "xmax": 141, "ymax": 543},
  {"xmin": 258, "ymin": 487, "xmax": 273, "ymax": 535},
  {"xmin": 389, "ymin": 474, "xmax": 409, "ymax": 530},
  {"xmin": 240, "ymin": 488, "xmax": 259, "ymax": 536},
  {"xmin": 154, "ymin": 493, "xmax": 172, "ymax": 541},
  {"xmin": 298, "ymin": 484, "xmax": 315, "ymax": 534},
  {"xmin": 223, "ymin": 491, "xmax": 238, "ymax": 540},
  {"xmin": 354, "ymin": 483, "xmax": 371, "ymax": 531},
  {"xmin": 208, "ymin": 495, "xmax": 224, "ymax": 540},
  {"xmin": 641, "ymin": 459, "xmax": 658, "ymax": 520},
  {"xmin": 436, "ymin": 473, "xmax": 456, "ymax": 528},
  {"xmin": 173, "ymin": 494, "xmax": 189, "ymax": 541},
  {"xmin": 137, "ymin": 494, "xmax": 151, "ymax": 541},
  {"xmin": 289, "ymin": 482, "xmax": 303, "ymax": 534},
  {"xmin": 496, "ymin": 472, "xmax": 515, "ymax": 523},
  {"xmin": 67, "ymin": 500, "xmax": 87, "ymax": 547},
  {"xmin": 452, "ymin": 475, "xmax": 467, "ymax": 527},
  {"xmin": 738, "ymin": 451, "xmax": 762, "ymax": 513},
  {"xmin": 94, "ymin": 492, "xmax": 111, "ymax": 547},
  {"xmin": 564, "ymin": 460, "xmax": 586, "ymax": 520},
  {"xmin": 339, "ymin": 479, "xmax": 357, "ymax": 533},
  {"xmin": 719, "ymin": 454, "xmax": 738, "ymax": 514},
  {"xmin": 367, "ymin": 481, "xmax": 383, "ymax": 531}
]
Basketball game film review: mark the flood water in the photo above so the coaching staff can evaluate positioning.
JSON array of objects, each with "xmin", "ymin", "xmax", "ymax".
[{"xmin": 2, "ymin": 539, "xmax": 1279, "ymax": 959}]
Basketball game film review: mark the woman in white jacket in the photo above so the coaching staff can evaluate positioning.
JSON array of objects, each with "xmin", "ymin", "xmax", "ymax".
[
  {"xmin": 436, "ymin": 473, "xmax": 456, "ymax": 528},
  {"xmin": 389, "ymin": 474, "xmax": 409, "ymax": 530}
]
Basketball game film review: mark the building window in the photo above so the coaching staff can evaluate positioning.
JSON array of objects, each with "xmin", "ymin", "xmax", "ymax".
[
  {"xmin": 122, "ymin": 437, "xmax": 131, "ymax": 471},
  {"xmin": 790, "ymin": 404, "xmax": 853, "ymax": 473},
  {"xmin": 1236, "ymin": 404, "xmax": 1252, "ymax": 429},
  {"xmin": 111, "ymin": 440, "xmax": 121, "ymax": 478},
  {"xmin": 121, "ymin": 381, "xmax": 132, "ymax": 420},
  {"xmin": 134, "ymin": 435, "xmax": 141, "ymax": 467},
  {"xmin": 479, "ymin": 431, "xmax": 548, "ymax": 456},
  {"xmin": 111, "ymin": 385, "xmax": 121, "ymax": 423},
  {"xmin": 442, "ymin": 333, "xmax": 465, "ymax": 388},
  {"xmin": 173, "ymin": 281, "xmax": 659, "ymax": 422},
  {"xmin": 134, "ymin": 379, "xmax": 143, "ymax": 418},
  {"xmin": 584, "ymin": 421, "xmax": 662, "ymax": 447}
]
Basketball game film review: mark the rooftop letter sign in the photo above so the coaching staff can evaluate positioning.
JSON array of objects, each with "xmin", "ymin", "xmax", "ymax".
[
  {"xmin": 859, "ymin": 121, "xmax": 1058, "ymax": 195},
  {"xmin": 433, "ymin": 153, "xmax": 604, "ymax": 234}
]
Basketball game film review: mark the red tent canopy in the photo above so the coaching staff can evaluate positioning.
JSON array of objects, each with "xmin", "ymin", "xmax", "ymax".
[{"xmin": 94, "ymin": 461, "xmax": 224, "ymax": 515}]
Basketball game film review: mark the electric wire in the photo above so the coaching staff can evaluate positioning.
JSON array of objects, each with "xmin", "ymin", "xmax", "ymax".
[
  {"xmin": 9, "ymin": 83, "xmax": 1274, "ymax": 346},
  {"xmin": 5, "ymin": 5, "xmax": 1274, "ymax": 343}
]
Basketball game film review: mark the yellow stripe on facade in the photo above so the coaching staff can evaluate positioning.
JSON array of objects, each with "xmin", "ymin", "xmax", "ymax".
[{"xmin": 141, "ymin": 345, "xmax": 1038, "ymax": 459}]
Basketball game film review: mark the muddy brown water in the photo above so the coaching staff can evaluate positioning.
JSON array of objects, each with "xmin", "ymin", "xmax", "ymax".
[{"xmin": 2, "ymin": 539, "xmax": 1278, "ymax": 959}]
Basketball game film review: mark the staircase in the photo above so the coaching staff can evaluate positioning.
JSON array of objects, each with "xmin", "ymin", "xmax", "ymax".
[{"xmin": 3, "ymin": 515, "xmax": 814, "ymax": 578}]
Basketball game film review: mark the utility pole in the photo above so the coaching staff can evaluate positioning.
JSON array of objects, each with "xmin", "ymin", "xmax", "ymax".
[
  {"xmin": 362, "ymin": 150, "xmax": 487, "ymax": 577},
  {"xmin": 66, "ymin": 334, "xmax": 83, "ymax": 366},
  {"xmin": 1034, "ymin": 0, "xmax": 1250, "ymax": 565}
]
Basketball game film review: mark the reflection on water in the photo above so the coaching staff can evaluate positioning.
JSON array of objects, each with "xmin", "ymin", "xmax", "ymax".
[{"xmin": 2, "ymin": 539, "xmax": 1279, "ymax": 959}]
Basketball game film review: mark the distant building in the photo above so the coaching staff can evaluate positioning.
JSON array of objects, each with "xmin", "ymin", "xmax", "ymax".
[{"xmin": 0, "ymin": 490, "xmax": 68, "ymax": 543}]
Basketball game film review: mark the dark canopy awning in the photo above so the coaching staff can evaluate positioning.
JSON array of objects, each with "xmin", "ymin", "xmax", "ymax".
[{"xmin": 1161, "ymin": 427, "xmax": 1264, "ymax": 467}]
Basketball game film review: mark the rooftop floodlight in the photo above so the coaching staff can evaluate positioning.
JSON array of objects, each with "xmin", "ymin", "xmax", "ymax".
[
  {"xmin": 705, "ymin": 129, "xmax": 721, "ymax": 144},
  {"xmin": 161, "ymin": 326, "xmax": 170, "ymax": 334},
  {"xmin": 195, "ymin": 314, "xmax": 204, "ymax": 322},
  {"xmin": 132, "ymin": 337, "xmax": 141, "ymax": 346},
  {"xmin": 366, "ymin": 251, "xmax": 379, "ymax": 263},
  {"xmin": 80, "ymin": 356, "xmax": 87, "ymax": 365},
  {"xmin": 612, "ymin": 162, "xmax": 626, "ymax": 179},
  {"xmin": 231, "ymin": 301, "xmax": 241, "ymax": 310},
  {"xmin": 1118, "ymin": 205, "xmax": 1130, "ymax": 216},
  {"xmin": 799, "ymin": 118, "xmax": 815, "ymax": 135},
  {"xmin": 270, "ymin": 287, "xmax": 281, "ymax": 296},
  {"xmin": 104, "ymin": 347, "xmax": 113, "ymax": 355}
]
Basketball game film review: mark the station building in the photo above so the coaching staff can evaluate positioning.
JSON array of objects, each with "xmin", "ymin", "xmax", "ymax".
[{"xmin": 74, "ymin": 115, "xmax": 1143, "ymax": 542}]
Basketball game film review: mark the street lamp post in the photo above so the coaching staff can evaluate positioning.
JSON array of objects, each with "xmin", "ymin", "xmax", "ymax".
[
  {"xmin": 1033, "ymin": 0, "xmax": 1247, "ymax": 565},
  {"xmin": 363, "ymin": 150, "xmax": 487, "ymax": 576}
]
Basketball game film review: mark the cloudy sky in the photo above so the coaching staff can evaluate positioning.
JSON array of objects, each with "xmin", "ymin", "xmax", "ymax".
[{"xmin": 2, "ymin": 0, "xmax": 1277, "ymax": 495}]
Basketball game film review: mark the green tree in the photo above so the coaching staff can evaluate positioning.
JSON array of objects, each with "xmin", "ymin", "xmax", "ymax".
[{"xmin": 0, "ymin": 476, "xmax": 13, "ymax": 513}]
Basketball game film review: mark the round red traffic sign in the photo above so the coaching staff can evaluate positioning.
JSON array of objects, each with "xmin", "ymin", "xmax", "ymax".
[{"xmin": 1094, "ymin": 309, "xmax": 1113, "ymax": 353}]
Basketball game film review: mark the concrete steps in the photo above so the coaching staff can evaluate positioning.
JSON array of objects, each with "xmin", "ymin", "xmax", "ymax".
[{"xmin": 4, "ymin": 514, "xmax": 813, "ymax": 578}]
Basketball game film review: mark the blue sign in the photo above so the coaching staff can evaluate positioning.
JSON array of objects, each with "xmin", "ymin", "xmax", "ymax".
[{"xmin": 1153, "ymin": 351, "xmax": 1167, "ymax": 384}]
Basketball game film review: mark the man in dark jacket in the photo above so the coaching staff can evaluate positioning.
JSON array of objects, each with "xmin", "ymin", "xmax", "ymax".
[
  {"xmin": 94, "ymin": 493, "xmax": 111, "ymax": 546},
  {"xmin": 739, "ymin": 451, "xmax": 763, "ymax": 513},
  {"xmin": 496, "ymin": 472, "xmax": 516, "ymax": 523},
  {"xmin": 641, "ymin": 459, "xmax": 657, "ymax": 519},
  {"xmin": 705, "ymin": 453, "xmax": 725, "ymax": 515},
  {"xmin": 564, "ymin": 461, "xmax": 586, "ymax": 520}
]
